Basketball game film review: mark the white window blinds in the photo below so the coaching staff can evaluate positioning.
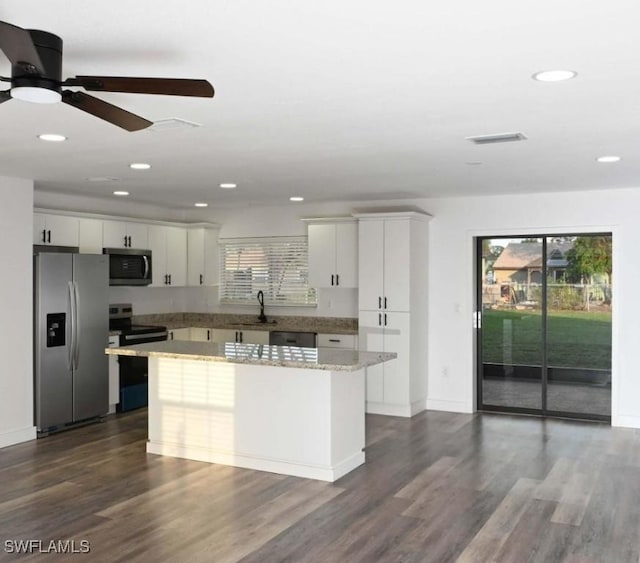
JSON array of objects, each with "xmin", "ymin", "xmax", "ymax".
[{"xmin": 218, "ymin": 237, "xmax": 317, "ymax": 305}]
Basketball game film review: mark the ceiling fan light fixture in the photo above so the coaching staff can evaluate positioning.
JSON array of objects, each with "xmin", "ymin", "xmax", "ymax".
[{"xmin": 12, "ymin": 86, "xmax": 61, "ymax": 104}]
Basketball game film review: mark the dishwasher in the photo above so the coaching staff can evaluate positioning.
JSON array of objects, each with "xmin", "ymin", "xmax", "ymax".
[{"xmin": 269, "ymin": 331, "xmax": 317, "ymax": 348}]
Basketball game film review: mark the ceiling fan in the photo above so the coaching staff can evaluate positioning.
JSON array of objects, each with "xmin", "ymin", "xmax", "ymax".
[{"xmin": 0, "ymin": 20, "xmax": 214, "ymax": 131}]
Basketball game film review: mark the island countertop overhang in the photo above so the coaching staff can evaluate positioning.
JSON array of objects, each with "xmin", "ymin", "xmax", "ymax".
[{"xmin": 105, "ymin": 340, "xmax": 396, "ymax": 372}]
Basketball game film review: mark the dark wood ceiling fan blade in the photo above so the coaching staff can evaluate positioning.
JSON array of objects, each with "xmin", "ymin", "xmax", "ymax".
[
  {"xmin": 61, "ymin": 91, "xmax": 152, "ymax": 132},
  {"xmin": 63, "ymin": 76, "xmax": 214, "ymax": 97},
  {"xmin": 0, "ymin": 20, "xmax": 44, "ymax": 72}
]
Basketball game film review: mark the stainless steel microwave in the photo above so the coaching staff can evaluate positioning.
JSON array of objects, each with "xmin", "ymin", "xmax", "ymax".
[{"xmin": 103, "ymin": 248, "xmax": 152, "ymax": 286}]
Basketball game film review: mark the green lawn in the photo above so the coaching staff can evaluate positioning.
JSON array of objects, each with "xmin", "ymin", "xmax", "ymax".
[{"xmin": 482, "ymin": 309, "xmax": 612, "ymax": 370}]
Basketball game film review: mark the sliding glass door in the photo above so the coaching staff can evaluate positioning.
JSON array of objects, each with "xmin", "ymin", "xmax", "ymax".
[{"xmin": 477, "ymin": 234, "xmax": 612, "ymax": 421}]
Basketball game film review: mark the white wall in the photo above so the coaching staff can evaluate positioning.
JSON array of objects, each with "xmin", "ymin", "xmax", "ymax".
[
  {"xmin": 425, "ymin": 188, "xmax": 637, "ymax": 428},
  {"xmin": 0, "ymin": 177, "xmax": 35, "ymax": 447}
]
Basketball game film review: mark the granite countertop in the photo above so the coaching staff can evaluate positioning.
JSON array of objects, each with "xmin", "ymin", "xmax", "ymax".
[
  {"xmin": 105, "ymin": 341, "xmax": 395, "ymax": 371},
  {"xmin": 133, "ymin": 313, "xmax": 359, "ymax": 335}
]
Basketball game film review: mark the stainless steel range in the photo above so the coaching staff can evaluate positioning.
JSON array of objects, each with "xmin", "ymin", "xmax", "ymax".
[{"xmin": 109, "ymin": 303, "xmax": 167, "ymax": 412}]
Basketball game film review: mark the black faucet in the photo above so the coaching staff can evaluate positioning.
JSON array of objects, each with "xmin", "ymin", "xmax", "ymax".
[{"xmin": 257, "ymin": 290, "xmax": 267, "ymax": 323}]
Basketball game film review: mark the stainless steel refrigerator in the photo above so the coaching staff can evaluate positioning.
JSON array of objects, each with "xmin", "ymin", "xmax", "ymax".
[{"xmin": 34, "ymin": 253, "xmax": 109, "ymax": 433}]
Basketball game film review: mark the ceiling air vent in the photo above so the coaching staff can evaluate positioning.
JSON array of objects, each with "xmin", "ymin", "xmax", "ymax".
[{"xmin": 466, "ymin": 132, "xmax": 528, "ymax": 145}]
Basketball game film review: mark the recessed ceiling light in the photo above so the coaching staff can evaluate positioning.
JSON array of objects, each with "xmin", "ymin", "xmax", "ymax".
[
  {"xmin": 532, "ymin": 70, "xmax": 577, "ymax": 82},
  {"xmin": 596, "ymin": 155, "xmax": 621, "ymax": 163},
  {"xmin": 289, "ymin": 196, "xmax": 304, "ymax": 202},
  {"xmin": 129, "ymin": 162, "xmax": 151, "ymax": 170},
  {"xmin": 465, "ymin": 161, "xmax": 483, "ymax": 166},
  {"xmin": 38, "ymin": 133, "xmax": 67, "ymax": 142},
  {"xmin": 219, "ymin": 183, "xmax": 237, "ymax": 189},
  {"xmin": 113, "ymin": 191, "xmax": 129, "ymax": 196},
  {"xmin": 194, "ymin": 202, "xmax": 208, "ymax": 207}
]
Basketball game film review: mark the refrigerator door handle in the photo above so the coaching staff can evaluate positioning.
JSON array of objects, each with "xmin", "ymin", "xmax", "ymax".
[
  {"xmin": 73, "ymin": 281, "xmax": 81, "ymax": 369},
  {"xmin": 68, "ymin": 281, "xmax": 76, "ymax": 371}
]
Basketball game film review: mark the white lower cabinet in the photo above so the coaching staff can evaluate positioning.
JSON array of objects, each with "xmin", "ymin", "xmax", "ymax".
[
  {"xmin": 359, "ymin": 310, "xmax": 412, "ymax": 415},
  {"xmin": 168, "ymin": 328, "xmax": 191, "ymax": 341},
  {"xmin": 209, "ymin": 328, "xmax": 269, "ymax": 344},
  {"xmin": 317, "ymin": 333, "xmax": 357, "ymax": 349},
  {"xmin": 190, "ymin": 327, "xmax": 212, "ymax": 342}
]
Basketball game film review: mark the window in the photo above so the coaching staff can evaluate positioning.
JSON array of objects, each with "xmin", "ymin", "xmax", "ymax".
[{"xmin": 218, "ymin": 237, "xmax": 317, "ymax": 306}]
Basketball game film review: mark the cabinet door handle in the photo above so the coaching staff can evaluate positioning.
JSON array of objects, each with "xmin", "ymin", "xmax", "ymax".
[
  {"xmin": 336, "ymin": 274, "xmax": 339, "ymax": 286},
  {"xmin": 384, "ymin": 313, "xmax": 387, "ymax": 326},
  {"xmin": 207, "ymin": 329, "xmax": 210, "ymax": 340},
  {"xmin": 123, "ymin": 235, "xmax": 127, "ymax": 247},
  {"xmin": 378, "ymin": 296, "xmax": 382, "ymax": 309},
  {"xmin": 235, "ymin": 331, "xmax": 238, "ymax": 342},
  {"xmin": 240, "ymin": 331, "xmax": 243, "ymax": 343},
  {"xmin": 331, "ymin": 274, "xmax": 334, "ymax": 286},
  {"xmin": 47, "ymin": 230, "xmax": 51, "ymax": 243},
  {"xmin": 378, "ymin": 313, "xmax": 382, "ymax": 326},
  {"xmin": 170, "ymin": 331, "xmax": 174, "ymax": 340},
  {"xmin": 168, "ymin": 274, "xmax": 172, "ymax": 285},
  {"xmin": 200, "ymin": 274, "xmax": 203, "ymax": 285},
  {"xmin": 384, "ymin": 297, "xmax": 387, "ymax": 309},
  {"xmin": 329, "ymin": 339, "xmax": 340, "ymax": 343},
  {"xmin": 42, "ymin": 229, "xmax": 47, "ymax": 243}
]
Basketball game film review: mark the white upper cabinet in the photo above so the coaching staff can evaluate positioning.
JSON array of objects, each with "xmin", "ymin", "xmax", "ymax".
[
  {"xmin": 148, "ymin": 225, "xmax": 187, "ymax": 287},
  {"xmin": 357, "ymin": 214, "xmax": 420, "ymax": 312},
  {"xmin": 357, "ymin": 219, "xmax": 385, "ymax": 310},
  {"xmin": 103, "ymin": 220, "xmax": 149, "ymax": 249},
  {"xmin": 305, "ymin": 218, "xmax": 358, "ymax": 288},
  {"xmin": 187, "ymin": 226, "xmax": 219, "ymax": 286},
  {"xmin": 33, "ymin": 213, "xmax": 79, "ymax": 247},
  {"xmin": 78, "ymin": 218, "xmax": 104, "ymax": 254}
]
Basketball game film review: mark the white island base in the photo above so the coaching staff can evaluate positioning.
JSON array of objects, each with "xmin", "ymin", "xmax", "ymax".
[{"xmin": 146, "ymin": 356, "xmax": 365, "ymax": 482}]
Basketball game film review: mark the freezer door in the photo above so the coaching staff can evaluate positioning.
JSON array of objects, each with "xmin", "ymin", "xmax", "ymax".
[
  {"xmin": 72, "ymin": 254, "xmax": 109, "ymax": 421},
  {"xmin": 34, "ymin": 253, "xmax": 73, "ymax": 430}
]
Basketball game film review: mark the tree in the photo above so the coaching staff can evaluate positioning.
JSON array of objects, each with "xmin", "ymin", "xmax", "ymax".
[
  {"xmin": 565, "ymin": 236, "xmax": 612, "ymax": 284},
  {"xmin": 565, "ymin": 236, "xmax": 612, "ymax": 307}
]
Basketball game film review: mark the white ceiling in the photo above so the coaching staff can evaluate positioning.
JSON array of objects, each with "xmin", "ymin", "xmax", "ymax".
[{"xmin": 1, "ymin": 1, "xmax": 639, "ymax": 209}]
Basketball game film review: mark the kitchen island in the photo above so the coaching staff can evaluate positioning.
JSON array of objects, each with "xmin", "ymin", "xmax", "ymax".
[{"xmin": 105, "ymin": 341, "xmax": 396, "ymax": 481}]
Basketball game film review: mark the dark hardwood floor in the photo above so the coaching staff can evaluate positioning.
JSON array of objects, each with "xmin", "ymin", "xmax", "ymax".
[{"xmin": 0, "ymin": 409, "xmax": 638, "ymax": 562}]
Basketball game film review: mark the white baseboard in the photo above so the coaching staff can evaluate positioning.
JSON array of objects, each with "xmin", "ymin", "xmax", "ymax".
[
  {"xmin": 426, "ymin": 398, "xmax": 474, "ymax": 414},
  {"xmin": 366, "ymin": 402, "xmax": 412, "ymax": 417},
  {"xmin": 0, "ymin": 425, "xmax": 36, "ymax": 449},
  {"xmin": 612, "ymin": 414, "xmax": 640, "ymax": 429},
  {"xmin": 147, "ymin": 441, "xmax": 365, "ymax": 482}
]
